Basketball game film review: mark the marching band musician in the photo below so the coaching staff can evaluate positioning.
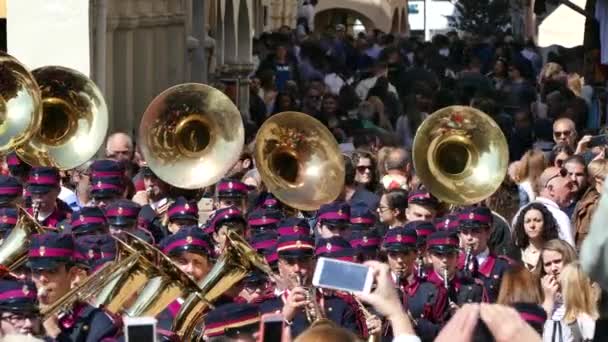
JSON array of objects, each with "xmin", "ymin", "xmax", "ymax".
[
  {"xmin": 276, "ymin": 217, "xmax": 310, "ymax": 237},
  {"xmin": 26, "ymin": 167, "xmax": 71, "ymax": 228},
  {"xmin": 104, "ymin": 199, "xmax": 155, "ymax": 244},
  {"xmin": 349, "ymin": 201, "xmax": 377, "ymax": 232},
  {"xmin": 68, "ymin": 207, "xmax": 109, "ymax": 237},
  {"xmin": 156, "ymin": 226, "xmax": 215, "ymax": 341},
  {"xmin": 166, "ymin": 197, "xmax": 199, "ymax": 234},
  {"xmin": 27, "ymin": 232, "xmax": 119, "ymax": 341},
  {"xmin": 208, "ymin": 206, "xmax": 247, "ymax": 253},
  {"xmin": 258, "ymin": 234, "xmax": 360, "ymax": 337},
  {"xmin": 315, "ymin": 236, "xmax": 378, "ymax": 340},
  {"xmin": 349, "ymin": 229, "xmax": 382, "ymax": 262},
  {"xmin": 88, "ymin": 160, "xmax": 127, "ymax": 208},
  {"xmin": 424, "ymin": 231, "xmax": 488, "ymax": 309},
  {"xmin": 0, "ymin": 279, "xmax": 45, "ymax": 338},
  {"xmin": 381, "ymin": 226, "xmax": 447, "ymax": 342},
  {"xmin": 215, "ymin": 178, "xmax": 249, "ymax": 214},
  {"xmin": 0, "ymin": 176, "xmax": 23, "ymax": 208},
  {"xmin": 407, "ymin": 221, "xmax": 436, "ymax": 279},
  {"xmin": 6, "ymin": 152, "xmax": 30, "ymax": 186},
  {"xmin": 0, "ymin": 207, "xmax": 18, "ymax": 244},
  {"xmin": 247, "ymin": 207, "xmax": 282, "ymax": 235},
  {"xmin": 135, "ymin": 166, "xmax": 172, "ymax": 242},
  {"xmin": 316, "ymin": 202, "xmax": 351, "ymax": 239},
  {"xmin": 405, "ymin": 190, "xmax": 439, "ymax": 223},
  {"xmin": 456, "ymin": 206, "xmax": 512, "ymax": 302}
]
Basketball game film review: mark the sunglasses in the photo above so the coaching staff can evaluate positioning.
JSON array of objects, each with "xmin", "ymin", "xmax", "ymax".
[
  {"xmin": 553, "ymin": 130, "xmax": 572, "ymax": 138},
  {"xmin": 356, "ymin": 165, "xmax": 372, "ymax": 173}
]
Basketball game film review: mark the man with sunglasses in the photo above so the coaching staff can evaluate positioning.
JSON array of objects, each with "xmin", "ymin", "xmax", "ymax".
[
  {"xmin": 552, "ymin": 118, "xmax": 577, "ymax": 149},
  {"xmin": 0, "ymin": 279, "xmax": 43, "ymax": 338},
  {"xmin": 512, "ymin": 167, "xmax": 575, "ymax": 246},
  {"xmin": 456, "ymin": 207, "xmax": 512, "ymax": 303}
]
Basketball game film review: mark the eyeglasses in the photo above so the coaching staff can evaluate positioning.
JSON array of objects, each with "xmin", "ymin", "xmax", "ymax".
[
  {"xmin": 356, "ymin": 165, "xmax": 372, "ymax": 173},
  {"xmin": 1, "ymin": 313, "xmax": 37, "ymax": 325},
  {"xmin": 553, "ymin": 130, "xmax": 572, "ymax": 138},
  {"xmin": 377, "ymin": 206, "xmax": 391, "ymax": 213}
]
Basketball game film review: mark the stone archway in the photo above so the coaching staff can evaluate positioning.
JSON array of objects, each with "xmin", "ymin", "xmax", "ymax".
[
  {"xmin": 314, "ymin": 0, "xmax": 392, "ymax": 32},
  {"xmin": 315, "ymin": 8, "xmax": 374, "ymax": 33},
  {"xmin": 223, "ymin": 0, "xmax": 237, "ymax": 65},
  {"xmin": 390, "ymin": 8, "xmax": 399, "ymax": 33},
  {"xmin": 236, "ymin": 0, "xmax": 252, "ymax": 63}
]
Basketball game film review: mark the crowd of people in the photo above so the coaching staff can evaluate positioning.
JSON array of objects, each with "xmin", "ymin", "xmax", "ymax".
[{"xmin": 0, "ymin": 20, "xmax": 606, "ymax": 342}]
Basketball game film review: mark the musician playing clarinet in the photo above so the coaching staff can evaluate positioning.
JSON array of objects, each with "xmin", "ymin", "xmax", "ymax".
[
  {"xmin": 456, "ymin": 207, "xmax": 512, "ymax": 302},
  {"xmin": 382, "ymin": 226, "xmax": 447, "ymax": 342}
]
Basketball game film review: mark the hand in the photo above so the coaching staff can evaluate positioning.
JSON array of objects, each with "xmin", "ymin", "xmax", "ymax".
[
  {"xmin": 43, "ymin": 315, "xmax": 61, "ymax": 338},
  {"xmin": 593, "ymin": 147, "xmax": 606, "ymax": 161},
  {"xmin": 541, "ymin": 274, "xmax": 559, "ymax": 300},
  {"xmin": 435, "ymin": 304, "xmax": 479, "ymax": 342},
  {"xmin": 366, "ymin": 315, "xmax": 382, "ymax": 335},
  {"xmin": 131, "ymin": 190, "xmax": 149, "ymax": 206},
  {"xmin": 576, "ymin": 135, "xmax": 593, "ymax": 154},
  {"xmin": 479, "ymin": 303, "xmax": 541, "ymax": 342},
  {"xmin": 281, "ymin": 287, "xmax": 308, "ymax": 322},
  {"xmin": 354, "ymin": 261, "xmax": 402, "ymax": 318},
  {"xmin": 355, "ymin": 261, "xmax": 415, "ymax": 336}
]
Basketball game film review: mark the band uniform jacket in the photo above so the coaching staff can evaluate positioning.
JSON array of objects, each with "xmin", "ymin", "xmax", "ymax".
[
  {"xmin": 400, "ymin": 276, "xmax": 448, "ymax": 342},
  {"xmin": 259, "ymin": 289, "xmax": 360, "ymax": 337},
  {"xmin": 56, "ymin": 301, "xmax": 119, "ymax": 342},
  {"xmin": 27, "ymin": 206, "xmax": 71, "ymax": 229},
  {"xmin": 458, "ymin": 253, "xmax": 511, "ymax": 303},
  {"xmin": 426, "ymin": 269, "xmax": 488, "ymax": 307}
]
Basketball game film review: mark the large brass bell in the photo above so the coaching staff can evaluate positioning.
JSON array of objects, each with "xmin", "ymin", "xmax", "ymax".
[
  {"xmin": 254, "ymin": 112, "xmax": 345, "ymax": 211},
  {"xmin": 0, "ymin": 53, "xmax": 42, "ymax": 153},
  {"xmin": 412, "ymin": 106, "xmax": 509, "ymax": 205},
  {"xmin": 138, "ymin": 83, "xmax": 244, "ymax": 189},
  {"xmin": 15, "ymin": 66, "xmax": 109, "ymax": 169}
]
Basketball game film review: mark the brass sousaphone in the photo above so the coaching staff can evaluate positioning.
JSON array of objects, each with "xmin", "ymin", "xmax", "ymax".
[
  {"xmin": 138, "ymin": 83, "xmax": 244, "ymax": 189},
  {"xmin": 412, "ymin": 106, "xmax": 509, "ymax": 205},
  {"xmin": 0, "ymin": 53, "xmax": 42, "ymax": 153},
  {"xmin": 254, "ymin": 112, "xmax": 345, "ymax": 211},
  {"xmin": 15, "ymin": 66, "xmax": 108, "ymax": 169}
]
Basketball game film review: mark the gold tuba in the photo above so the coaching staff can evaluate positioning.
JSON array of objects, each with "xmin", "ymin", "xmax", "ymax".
[
  {"xmin": 254, "ymin": 112, "xmax": 345, "ymax": 211},
  {"xmin": 412, "ymin": 106, "xmax": 509, "ymax": 205},
  {"xmin": 0, "ymin": 53, "xmax": 42, "ymax": 152},
  {"xmin": 0, "ymin": 207, "xmax": 46, "ymax": 271},
  {"xmin": 138, "ymin": 83, "xmax": 244, "ymax": 189},
  {"xmin": 15, "ymin": 66, "xmax": 108, "ymax": 169},
  {"xmin": 172, "ymin": 230, "xmax": 274, "ymax": 340}
]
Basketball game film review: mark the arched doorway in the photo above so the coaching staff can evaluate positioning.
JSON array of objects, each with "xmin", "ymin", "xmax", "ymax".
[{"xmin": 315, "ymin": 8, "xmax": 374, "ymax": 34}]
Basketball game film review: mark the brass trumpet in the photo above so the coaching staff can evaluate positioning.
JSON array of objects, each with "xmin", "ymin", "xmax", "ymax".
[{"xmin": 353, "ymin": 296, "xmax": 379, "ymax": 342}]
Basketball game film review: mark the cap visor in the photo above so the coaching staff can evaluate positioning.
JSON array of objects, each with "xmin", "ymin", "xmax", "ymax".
[
  {"xmin": 27, "ymin": 258, "xmax": 61, "ymax": 271},
  {"xmin": 27, "ymin": 185, "xmax": 52, "ymax": 194}
]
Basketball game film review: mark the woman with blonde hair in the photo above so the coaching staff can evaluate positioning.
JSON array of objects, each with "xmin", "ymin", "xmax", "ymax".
[
  {"xmin": 573, "ymin": 159, "xmax": 608, "ymax": 248},
  {"xmin": 515, "ymin": 149, "xmax": 547, "ymax": 206},
  {"xmin": 551, "ymin": 261, "xmax": 599, "ymax": 341}
]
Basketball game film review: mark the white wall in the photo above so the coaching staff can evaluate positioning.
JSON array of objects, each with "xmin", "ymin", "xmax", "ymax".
[{"xmin": 408, "ymin": 0, "xmax": 455, "ymax": 39}]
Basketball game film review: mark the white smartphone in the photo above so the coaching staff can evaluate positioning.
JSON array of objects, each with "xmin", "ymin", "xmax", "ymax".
[
  {"xmin": 312, "ymin": 257, "xmax": 374, "ymax": 294},
  {"xmin": 124, "ymin": 316, "xmax": 157, "ymax": 342}
]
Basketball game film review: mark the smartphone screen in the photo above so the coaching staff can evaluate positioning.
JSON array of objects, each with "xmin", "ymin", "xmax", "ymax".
[
  {"xmin": 589, "ymin": 135, "xmax": 608, "ymax": 148},
  {"xmin": 262, "ymin": 320, "xmax": 283, "ymax": 342},
  {"xmin": 126, "ymin": 324, "xmax": 155, "ymax": 342},
  {"xmin": 316, "ymin": 258, "xmax": 370, "ymax": 292}
]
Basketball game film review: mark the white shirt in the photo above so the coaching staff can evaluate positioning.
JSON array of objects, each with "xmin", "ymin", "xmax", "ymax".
[
  {"xmin": 512, "ymin": 197, "xmax": 575, "ymax": 247},
  {"xmin": 59, "ymin": 186, "xmax": 80, "ymax": 211},
  {"xmin": 355, "ymin": 76, "xmax": 398, "ymax": 100},
  {"xmin": 476, "ymin": 248, "xmax": 490, "ymax": 267}
]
